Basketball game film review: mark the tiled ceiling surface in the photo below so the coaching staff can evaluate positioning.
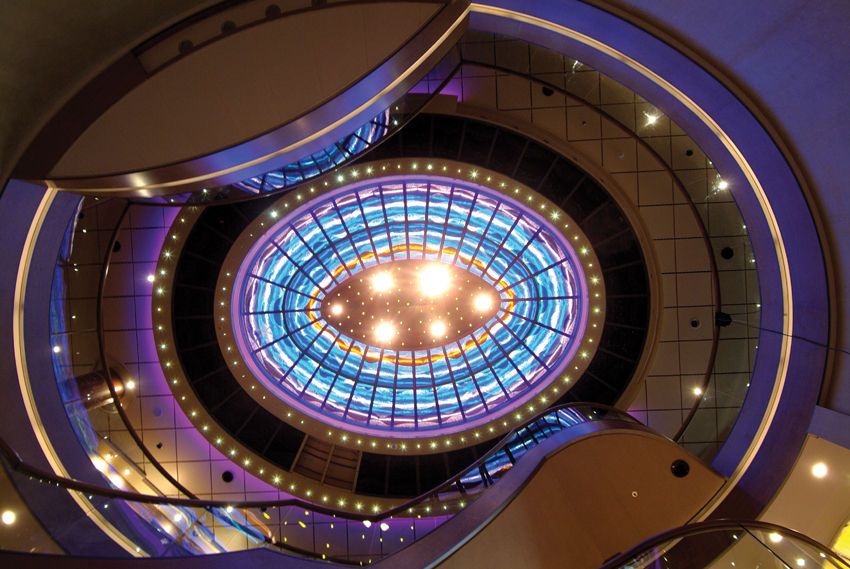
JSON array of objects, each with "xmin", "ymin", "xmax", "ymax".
[{"xmin": 442, "ymin": 31, "xmax": 760, "ymax": 460}]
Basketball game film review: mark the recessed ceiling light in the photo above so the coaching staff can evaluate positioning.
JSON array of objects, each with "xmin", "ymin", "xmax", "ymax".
[
  {"xmin": 430, "ymin": 321, "xmax": 447, "ymax": 337},
  {"xmin": 419, "ymin": 264, "xmax": 450, "ymax": 296},
  {"xmin": 375, "ymin": 322, "xmax": 395, "ymax": 343},
  {"xmin": 812, "ymin": 462, "xmax": 828, "ymax": 478},
  {"xmin": 372, "ymin": 272, "xmax": 393, "ymax": 292},
  {"xmin": 1, "ymin": 511, "xmax": 15, "ymax": 525},
  {"xmin": 331, "ymin": 304, "xmax": 343, "ymax": 316},
  {"xmin": 473, "ymin": 294, "xmax": 493, "ymax": 312}
]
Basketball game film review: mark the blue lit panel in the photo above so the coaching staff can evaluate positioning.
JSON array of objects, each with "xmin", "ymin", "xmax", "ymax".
[
  {"xmin": 234, "ymin": 110, "xmax": 391, "ymax": 193},
  {"xmin": 232, "ymin": 177, "xmax": 588, "ymax": 436}
]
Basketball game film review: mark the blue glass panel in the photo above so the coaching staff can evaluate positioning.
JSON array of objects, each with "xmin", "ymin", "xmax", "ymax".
[{"xmin": 233, "ymin": 178, "xmax": 588, "ymax": 435}]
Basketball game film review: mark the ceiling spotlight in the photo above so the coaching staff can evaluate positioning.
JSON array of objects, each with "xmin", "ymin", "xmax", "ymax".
[
  {"xmin": 146, "ymin": 274, "xmax": 155, "ymax": 283},
  {"xmin": 362, "ymin": 520, "xmax": 372, "ymax": 528},
  {"xmin": 1, "ymin": 511, "xmax": 15, "ymax": 525},
  {"xmin": 125, "ymin": 380, "xmax": 135, "ymax": 390},
  {"xmin": 430, "ymin": 321, "xmax": 447, "ymax": 337},
  {"xmin": 473, "ymin": 294, "xmax": 493, "ymax": 312},
  {"xmin": 420, "ymin": 264, "xmax": 450, "ymax": 296},
  {"xmin": 330, "ymin": 304, "xmax": 343, "ymax": 316},
  {"xmin": 812, "ymin": 462, "xmax": 828, "ymax": 478},
  {"xmin": 717, "ymin": 179, "xmax": 729, "ymax": 190},
  {"xmin": 372, "ymin": 272, "xmax": 393, "ymax": 292},
  {"xmin": 380, "ymin": 522, "xmax": 390, "ymax": 531},
  {"xmin": 375, "ymin": 322, "xmax": 395, "ymax": 343},
  {"xmin": 645, "ymin": 113, "xmax": 659, "ymax": 125}
]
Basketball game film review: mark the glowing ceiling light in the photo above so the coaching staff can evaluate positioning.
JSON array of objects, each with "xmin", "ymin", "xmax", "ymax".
[
  {"xmin": 717, "ymin": 179, "xmax": 729, "ymax": 190},
  {"xmin": 146, "ymin": 274, "xmax": 155, "ymax": 283},
  {"xmin": 375, "ymin": 322, "xmax": 395, "ymax": 343},
  {"xmin": 372, "ymin": 271, "xmax": 393, "ymax": 292},
  {"xmin": 812, "ymin": 462, "xmax": 828, "ymax": 478},
  {"xmin": 645, "ymin": 113, "xmax": 659, "ymax": 125},
  {"xmin": 92, "ymin": 457, "xmax": 107, "ymax": 472},
  {"xmin": 2, "ymin": 511, "xmax": 16, "ymax": 525},
  {"xmin": 430, "ymin": 321, "xmax": 447, "ymax": 337},
  {"xmin": 380, "ymin": 522, "xmax": 390, "ymax": 531},
  {"xmin": 362, "ymin": 520, "xmax": 372, "ymax": 528},
  {"xmin": 330, "ymin": 304, "xmax": 343, "ymax": 316},
  {"xmin": 473, "ymin": 293, "xmax": 493, "ymax": 312},
  {"xmin": 420, "ymin": 264, "xmax": 450, "ymax": 296},
  {"xmin": 768, "ymin": 532, "xmax": 783, "ymax": 543},
  {"xmin": 125, "ymin": 380, "xmax": 135, "ymax": 390}
]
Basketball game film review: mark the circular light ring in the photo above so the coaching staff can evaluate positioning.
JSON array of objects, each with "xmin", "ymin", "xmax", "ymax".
[{"xmin": 231, "ymin": 173, "xmax": 590, "ymax": 437}]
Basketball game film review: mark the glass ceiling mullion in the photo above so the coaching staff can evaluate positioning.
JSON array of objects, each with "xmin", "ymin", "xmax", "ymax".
[
  {"xmin": 480, "ymin": 213, "xmax": 521, "ymax": 276},
  {"xmin": 468, "ymin": 334, "xmax": 511, "ymax": 400},
  {"xmin": 319, "ymin": 339, "xmax": 357, "ymax": 409},
  {"xmin": 440, "ymin": 346, "xmax": 468, "ymax": 422},
  {"xmin": 251, "ymin": 317, "xmax": 319, "ymax": 354},
  {"xmin": 298, "ymin": 328, "xmax": 341, "ymax": 398},
  {"xmin": 377, "ymin": 185, "xmax": 397, "ymax": 262},
  {"xmin": 341, "ymin": 347, "xmax": 370, "ymax": 418},
  {"xmin": 455, "ymin": 343, "xmax": 490, "ymax": 412},
  {"xmin": 247, "ymin": 274, "xmax": 320, "ymax": 301},
  {"xmin": 493, "ymin": 225, "xmax": 542, "ymax": 284},
  {"xmin": 436, "ymin": 185, "xmax": 456, "ymax": 256},
  {"xmin": 353, "ymin": 190, "xmax": 382, "ymax": 263},
  {"xmin": 503, "ymin": 308, "xmax": 572, "ymax": 337},
  {"xmin": 278, "ymin": 322, "xmax": 328, "ymax": 381},
  {"xmin": 244, "ymin": 307, "xmax": 321, "ymax": 316},
  {"xmin": 291, "ymin": 225, "xmax": 340, "ymax": 287},
  {"xmin": 421, "ymin": 184, "xmax": 432, "ymax": 257},
  {"xmin": 366, "ymin": 351, "xmax": 388, "ymax": 426},
  {"xmin": 449, "ymin": 192, "xmax": 480, "ymax": 266},
  {"xmin": 402, "ymin": 182, "xmax": 411, "ymax": 260},
  {"xmin": 477, "ymin": 325, "xmax": 533, "ymax": 389},
  {"xmin": 310, "ymin": 211, "xmax": 355, "ymax": 280},
  {"xmin": 269, "ymin": 240, "xmax": 329, "ymax": 296},
  {"xmin": 498, "ymin": 257, "xmax": 570, "ymax": 294},
  {"xmin": 330, "ymin": 200, "xmax": 368, "ymax": 272},
  {"xmin": 490, "ymin": 316, "xmax": 549, "ymax": 371},
  {"xmin": 465, "ymin": 202, "xmax": 501, "ymax": 272}
]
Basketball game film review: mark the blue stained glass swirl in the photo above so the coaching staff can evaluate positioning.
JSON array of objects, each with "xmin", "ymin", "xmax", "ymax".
[{"xmin": 232, "ymin": 177, "xmax": 589, "ymax": 436}]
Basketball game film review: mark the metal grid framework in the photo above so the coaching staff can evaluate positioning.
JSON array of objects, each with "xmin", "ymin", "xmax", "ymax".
[{"xmin": 233, "ymin": 178, "xmax": 589, "ymax": 436}]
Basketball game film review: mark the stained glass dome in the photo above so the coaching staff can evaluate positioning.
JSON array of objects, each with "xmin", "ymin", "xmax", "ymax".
[{"xmin": 221, "ymin": 161, "xmax": 602, "ymax": 440}]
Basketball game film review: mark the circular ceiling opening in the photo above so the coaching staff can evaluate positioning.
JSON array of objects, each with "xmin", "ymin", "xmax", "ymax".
[{"xmin": 222, "ymin": 161, "xmax": 604, "ymax": 439}]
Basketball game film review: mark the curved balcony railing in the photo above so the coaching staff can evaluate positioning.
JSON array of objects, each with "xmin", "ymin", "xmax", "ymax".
[
  {"xmin": 0, "ymin": 403, "xmax": 639, "ymax": 563},
  {"xmin": 598, "ymin": 520, "xmax": 850, "ymax": 569}
]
